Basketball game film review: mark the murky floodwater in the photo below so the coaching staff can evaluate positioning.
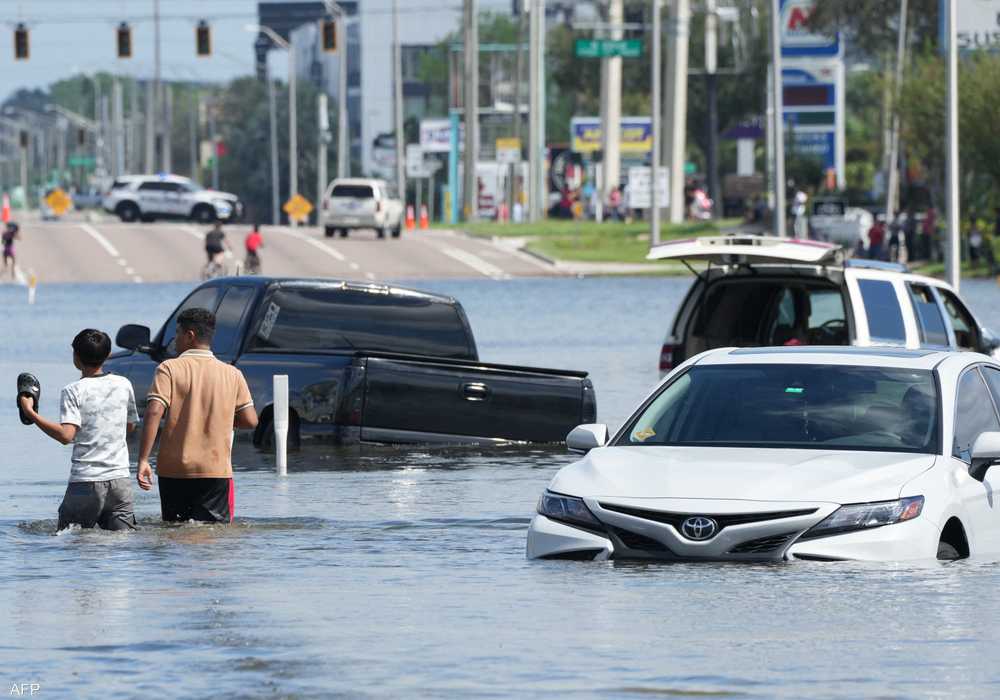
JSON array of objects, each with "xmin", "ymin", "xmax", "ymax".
[{"xmin": 3, "ymin": 276, "xmax": 1000, "ymax": 698}]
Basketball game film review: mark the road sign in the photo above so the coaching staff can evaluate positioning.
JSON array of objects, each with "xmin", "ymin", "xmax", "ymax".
[
  {"xmin": 496, "ymin": 137, "xmax": 521, "ymax": 164},
  {"xmin": 574, "ymin": 38, "xmax": 643, "ymax": 59},
  {"xmin": 67, "ymin": 155, "xmax": 96, "ymax": 168},
  {"xmin": 406, "ymin": 144, "xmax": 426, "ymax": 178},
  {"xmin": 282, "ymin": 193, "xmax": 313, "ymax": 223},
  {"xmin": 626, "ymin": 166, "xmax": 669, "ymax": 210},
  {"xmin": 955, "ymin": 0, "xmax": 1000, "ymax": 51},
  {"xmin": 44, "ymin": 188, "xmax": 72, "ymax": 217}
]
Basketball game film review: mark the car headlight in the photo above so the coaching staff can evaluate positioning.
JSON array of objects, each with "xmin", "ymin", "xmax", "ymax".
[
  {"xmin": 800, "ymin": 496, "xmax": 924, "ymax": 540},
  {"xmin": 537, "ymin": 491, "xmax": 602, "ymax": 531},
  {"xmin": 213, "ymin": 199, "xmax": 233, "ymax": 215}
]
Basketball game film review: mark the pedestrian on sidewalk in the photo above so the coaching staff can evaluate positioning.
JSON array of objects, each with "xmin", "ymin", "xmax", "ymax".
[
  {"xmin": 867, "ymin": 217, "xmax": 886, "ymax": 260},
  {"xmin": 2, "ymin": 221, "xmax": 19, "ymax": 281},
  {"xmin": 18, "ymin": 329, "xmax": 139, "ymax": 531},
  {"xmin": 136, "ymin": 308, "xmax": 258, "ymax": 523}
]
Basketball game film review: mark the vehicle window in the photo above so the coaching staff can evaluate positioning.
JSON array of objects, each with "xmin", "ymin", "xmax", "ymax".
[
  {"xmin": 247, "ymin": 288, "xmax": 474, "ymax": 359},
  {"xmin": 159, "ymin": 286, "xmax": 224, "ymax": 357},
  {"xmin": 137, "ymin": 181, "xmax": 163, "ymax": 191},
  {"xmin": 981, "ymin": 367, "xmax": 1000, "ymax": 419},
  {"xmin": 330, "ymin": 185, "xmax": 374, "ymax": 199},
  {"xmin": 908, "ymin": 284, "xmax": 949, "ymax": 347},
  {"xmin": 160, "ymin": 182, "xmax": 182, "ymax": 193},
  {"xmin": 938, "ymin": 289, "xmax": 979, "ymax": 351},
  {"xmin": 621, "ymin": 364, "xmax": 939, "ymax": 454},
  {"xmin": 212, "ymin": 287, "xmax": 256, "ymax": 356},
  {"xmin": 764, "ymin": 286, "xmax": 847, "ymax": 347},
  {"xmin": 111, "ymin": 179, "xmax": 132, "ymax": 190},
  {"xmin": 858, "ymin": 279, "xmax": 906, "ymax": 344},
  {"xmin": 954, "ymin": 369, "xmax": 1000, "ymax": 460}
]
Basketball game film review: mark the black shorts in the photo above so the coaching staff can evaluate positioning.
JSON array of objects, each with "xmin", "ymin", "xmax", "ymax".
[{"xmin": 158, "ymin": 476, "xmax": 234, "ymax": 523}]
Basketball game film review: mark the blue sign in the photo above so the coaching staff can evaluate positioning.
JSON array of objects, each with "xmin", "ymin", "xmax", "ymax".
[{"xmin": 780, "ymin": 0, "xmax": 841, "ymax": 57}]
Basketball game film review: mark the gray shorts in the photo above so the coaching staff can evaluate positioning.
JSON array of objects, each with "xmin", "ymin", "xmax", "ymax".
[{"xmin": 58, "ymin": 478, "xmax": 136, "ymax": 531}]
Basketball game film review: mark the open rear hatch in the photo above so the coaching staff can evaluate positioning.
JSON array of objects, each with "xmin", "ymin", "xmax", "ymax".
[{"xmin": 647, "ymin": 235, "xmax": 843, "ymax": 266}]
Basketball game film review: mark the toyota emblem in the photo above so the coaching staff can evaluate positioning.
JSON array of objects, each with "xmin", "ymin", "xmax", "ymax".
[{"xmin": 681, "ymin": 516, "xmax": 718, "ymax": 541}]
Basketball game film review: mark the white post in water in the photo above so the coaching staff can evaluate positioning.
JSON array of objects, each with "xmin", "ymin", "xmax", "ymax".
[
  {"xmin": 273, "ymin": 374, "xmax": 289, "ymax": 476},
  {"xmin": 27, "ymin": 272, "xmax": 37, "ymax": 304}
]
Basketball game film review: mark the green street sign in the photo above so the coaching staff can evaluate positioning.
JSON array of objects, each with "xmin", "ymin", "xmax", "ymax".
[
  {"xmin": 68, "ymin": 155, "xmax": 96, "ymax": 168},
  {"xmin": 574, "ymin": 38, "xmax": 643, "ymax": 59}
]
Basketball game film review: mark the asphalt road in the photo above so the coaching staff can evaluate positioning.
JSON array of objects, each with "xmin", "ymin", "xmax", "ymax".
[{"xmin": 4, "ymin": 219, "xmax": 557, "ymax": 285}]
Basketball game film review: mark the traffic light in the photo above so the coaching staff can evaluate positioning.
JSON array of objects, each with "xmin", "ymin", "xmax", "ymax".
[
  {"xmin": 117, "ymin": 22, "xmax": 132, "ymax": 58},
  {"xmin": 77, "ymin": 128, "xmax": 86, "ymax": 146},
  {"xmin": 14, "ymin": 23, "xmax": 28, "ymax": 60},
  {"xmin": 321, "ymin": 18, "xmax": 337, "ymax": 53},
  {"xmin": 19, "ymin": 131, "xmax": 28, "ymax": 149},
  {"xmin": 196, "ymin": 20, "xmax": 211, "ymax": 57}
]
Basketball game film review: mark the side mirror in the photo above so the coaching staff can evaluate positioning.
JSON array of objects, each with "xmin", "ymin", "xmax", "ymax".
[
  {"xmin": 116, "ymin": 324, "xmax": 152, "ymax": 353},
  {"xmin": 970, "ymin": 431, "xmax": 1000, "ymax": 481},
  {"xmin": 566, "ymin": 423, "xmax": 609, "ymax": 453},
  {"xmin": 981, "ymin": 327, "xmax": 1000, "ymax": 357}
]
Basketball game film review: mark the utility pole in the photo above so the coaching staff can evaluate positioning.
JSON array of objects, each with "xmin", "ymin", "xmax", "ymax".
[
  {"xmin": 651, "ymin": 0, "xmax": 662, "ymax": 246},
  {"xmin": 770, "ymin": 0, "xmax": 787, "ymax": 237},
  {"xmin": 112, "ymin": 80, "xmax": 125, "ymax": 177},
  {"xmin": 209, "ymin": 99, "xmax": 219, "ymax": 190},
  {"xmin": 663, "ymin": 0, "xmax": 689, "ymax": 223},
  {"xmin": 144, "ymin": 81, "xmax": 155, "ymax": 172},
  {"xmin": 705, "ymin": 0, "xmax": 720, "ymax": 217},
  {"xmin": 885, "ymin": 0, "xmax": 908, "ymax": 223},
  {"xmin": 528, "ymin": 0, "xmax": 545, "ymax": 222},
  {"xmin": 268, "ymin": 78, "xmax": 280, "ymax": 225},
  {"xmin": 163, "ymin": 84, "xmax": 173, "ymax": 173},
  {"xmin": 153, "ymin": 0, "xmax": 162, "ymax": 170},
  {"xmin": 189, "ymin": 92, "xmax": 198, "ymax": 179},
  {"xmin": 513, "ymin": 9, "xmax": 525, "ymax": 210},
  {"xmin": 462, "ymin": 0, "xmax": 478, "ymax": 220},
  {"xmin": 393, "ymin": 0, "xmax": 406, "ymax": 207},
  {"xmin": 601, "ymin": 0, "xmax": 623, "ymax": 205},
  {"xmin": 337, "ymin": 10, "xmax": 349, "ymax": 179},
  {"xmin": 945, "ymin": 0, "xmax": 960, "ymax": 290}
]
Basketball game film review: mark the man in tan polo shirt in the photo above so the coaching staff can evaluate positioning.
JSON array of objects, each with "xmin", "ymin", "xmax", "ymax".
[{"xmin": 136, "ymin": 307, "xmax": 258, "ymax": 523}]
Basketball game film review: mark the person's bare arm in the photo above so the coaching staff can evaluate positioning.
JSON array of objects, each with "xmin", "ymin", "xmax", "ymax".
[
  {"xmin": 136, "ymin": 401, "xmax": 165, "ymax": 491},
  {"xmin": 235, "ymin": 404, "xmax": 258, "ymax": 430},
  {"xmin": 19, "ymin": 396, "xmax": 77, "ymax": 444}
]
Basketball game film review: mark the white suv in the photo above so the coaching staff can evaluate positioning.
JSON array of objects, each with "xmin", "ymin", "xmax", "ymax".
[
  {"xmin": 649, "ymin": 235, "xmax": 1000, "ymax": 375},
  {"xmin": 102, "ymin": 174, "xmax": 243, "ymax": 224},
  {"xmin": 320, "ymin": 178, "xmax": 404, "ymax": 239}
]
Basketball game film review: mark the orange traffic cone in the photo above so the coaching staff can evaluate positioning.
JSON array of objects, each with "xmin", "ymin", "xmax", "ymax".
[
  {"xmin": 1, "ymin": 193, "xmax": 9, "ymax": 224},
  {"xmin": 405, "ymin": 205, "xmax": 416, "ymax": 231},
  {"xmin": 419, "ymin": 204, "xmax": 429, "ymax": 230}
]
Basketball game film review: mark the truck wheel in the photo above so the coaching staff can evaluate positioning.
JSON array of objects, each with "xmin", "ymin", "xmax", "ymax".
[
  {"xmin": 324, "ymin": 226, "xmax": 336, "ymax": 238},
  {"xmin": 378, "ymin": 226, "xmax": 388, "ymax": 239},
  {"xmin": 116, "ymin": 202, "xmax": 140, "ymax": 222},
  {"xmin": 192, "ymin": 204, "xmax": 216, "ymax": 224},
  {"xmin": 391, "ymin": 224, "xmax": 401, "ymax": 239},
  {"xmin": 339, "ymin": 229, "xmax": 349, "ymax": 238}
]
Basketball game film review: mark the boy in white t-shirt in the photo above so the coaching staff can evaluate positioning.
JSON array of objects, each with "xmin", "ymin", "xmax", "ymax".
[{"xmin": 19, "ymin": 329, "xmax": 139, "ymax": 531}]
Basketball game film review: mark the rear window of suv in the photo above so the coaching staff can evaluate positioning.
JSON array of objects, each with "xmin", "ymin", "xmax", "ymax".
[
  {"xmin": 248, "ymin": 287, "xmax": 475, "ymax": 359},
  {"xmin": 331, "ymin": 185, "xmax": 374, "ymax": 199}
]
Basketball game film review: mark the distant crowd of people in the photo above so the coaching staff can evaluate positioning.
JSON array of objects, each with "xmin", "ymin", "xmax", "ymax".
[{"xmin": 864, "ymin": 207, "xmax": 999, "ymax": 271}]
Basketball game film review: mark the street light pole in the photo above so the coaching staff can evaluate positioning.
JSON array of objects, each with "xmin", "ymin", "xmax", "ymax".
[
  {"xmin": 393, "ymin": 0, "xmax": 406, "ymax": 207},
  {"xmin": 770, "ymin": 0, "xmax": 787, "ymax": 238},
  {"xmin": 945, "ymin": 0, "xmax": 960, "ymax": 290},
  {"xmin": 527, "ymin": 0, "xmax": 545, "ymax": 223},
  {"xmin": 337, "ymin": 9, "xmax": 349, "ymax": 179},
  {"xmin": 268, "ymin": 77, "xmax": 280, "ymax": 225},
  {"xmin": 463, "ymin": 0, "xmax": 478, "ymax": 221},
  {"xmin": 651, "ymin": 0, "xmax": 662, "ymax": 247}
]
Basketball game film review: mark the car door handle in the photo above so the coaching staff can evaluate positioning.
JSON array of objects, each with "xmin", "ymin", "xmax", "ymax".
[{"xmin": 461, "ymin": 382, "xmax": 490, "ymax": 401}]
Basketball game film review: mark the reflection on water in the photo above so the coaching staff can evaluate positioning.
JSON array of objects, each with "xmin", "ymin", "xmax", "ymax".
[{"xmin": 2, "ymin": 277, "xmax": 1000, "ymax": 697}]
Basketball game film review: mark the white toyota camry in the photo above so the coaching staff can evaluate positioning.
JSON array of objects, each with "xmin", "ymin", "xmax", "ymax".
[{"xmin": 527, "ymin": 346, "xmax": 1000, "ymax": 562}]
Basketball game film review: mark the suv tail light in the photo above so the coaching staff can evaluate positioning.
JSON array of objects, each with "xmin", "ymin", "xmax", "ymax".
[{"xmin": 659, "ymin": 343, "xmax": 678, "ymax": 373}]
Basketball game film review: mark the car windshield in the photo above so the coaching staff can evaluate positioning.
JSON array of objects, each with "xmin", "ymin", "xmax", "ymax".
[{"xmin": 621, "ymin": 364, "xmax": 939, "ymax": 453}]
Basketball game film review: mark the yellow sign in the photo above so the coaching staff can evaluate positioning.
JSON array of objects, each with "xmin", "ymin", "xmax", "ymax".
[
  {"xmin": 282, "ymin": 193, "xmax": 313, "ymax": 223},
  {"xmin": 45, "ymin": 188, "xmax": 72, "ymax": 217}
]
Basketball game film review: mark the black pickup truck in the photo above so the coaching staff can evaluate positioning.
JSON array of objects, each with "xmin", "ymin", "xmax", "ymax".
[{"xmin": 106, "ymin": 277, "xmax": 596, "ymax": 447}]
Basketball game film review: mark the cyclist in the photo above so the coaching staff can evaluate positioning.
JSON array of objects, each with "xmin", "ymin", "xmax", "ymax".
[
  {"xmin": 2, "ymin": 221, "xmax": 19, "ymax": 281},
  {"xmin": 244, "ymin": 223, "xmax": 263, "ymax": 275},
  {"xmin": 203, "ymin": 221, "xmax": 229, "ymax": 279}
]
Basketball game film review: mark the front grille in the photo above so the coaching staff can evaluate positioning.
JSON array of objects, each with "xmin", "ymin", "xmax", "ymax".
[
  {"xmin": 607, "ymin": 526, "xmax": 672, "ymax": 553},
  {"xmin": 599, "ymin": 503, "xmax": 818, "ymax": 535},
  {"xmin": 728, "ymin": 531, "xmax": 799, "ymax": 555}
]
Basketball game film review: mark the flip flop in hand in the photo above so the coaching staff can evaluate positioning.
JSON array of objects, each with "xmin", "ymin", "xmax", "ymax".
[{"xmin": 16, "ymin": 373, "xmax": 40, "ymax": 426}]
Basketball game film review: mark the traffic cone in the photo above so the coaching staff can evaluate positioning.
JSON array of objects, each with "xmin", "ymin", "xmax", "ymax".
[
  {"xmin": 405, "ymin": 205, "xmax": 416, "ymax": 231},
  {"xmin": 419, "ymin": 204, "xmax": 429, "ymax": 230},
  {"xmin": 1, "ymin": 193, "xmax": 9, "ymax": 224}
]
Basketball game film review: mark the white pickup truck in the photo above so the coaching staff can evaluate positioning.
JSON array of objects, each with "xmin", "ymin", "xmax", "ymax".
[
  {"xmin": 320, "ymin": 178, "xmax": 404, "ymax": 239},
  {"xmin": 648, "ymin": 235, "xmax": 1000, "ymax": 375}
]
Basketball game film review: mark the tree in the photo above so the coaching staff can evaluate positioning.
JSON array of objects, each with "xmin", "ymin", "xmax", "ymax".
[{"xmin": 807, "ymin": 0, "xmax": 940, "ymax": 59}]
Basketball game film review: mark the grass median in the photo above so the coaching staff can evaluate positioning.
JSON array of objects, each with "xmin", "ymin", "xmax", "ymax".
[{"xmin": 447, "ymin": 219, "xmax": 742, "ymax": 264}]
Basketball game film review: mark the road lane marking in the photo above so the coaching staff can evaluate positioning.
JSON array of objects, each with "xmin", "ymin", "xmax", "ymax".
[
  {"xmin": 437, "ymin": 245, "xmax": 511, "ymax": 280},
  {"xmin": 274, "ymin": 227, "xmax": 347, "ymax": 262},
  {"xmin": 79, "ymin": 224, "xmax": 121, "ymax": 258},
  {"xmin": 179, "ymin": 225, "xmax": 206, "ymax": 241}
]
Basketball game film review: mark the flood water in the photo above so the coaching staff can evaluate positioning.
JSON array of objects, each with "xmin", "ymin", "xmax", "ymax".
[{"xmin": 3, "ymin": 276, "xmax": 1000, "ymax": 698}]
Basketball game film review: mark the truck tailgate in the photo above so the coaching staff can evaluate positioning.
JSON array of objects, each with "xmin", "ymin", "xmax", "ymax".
[{"xmin": 360, "ymin": 355, "xmax": 594, "ymax": 444}]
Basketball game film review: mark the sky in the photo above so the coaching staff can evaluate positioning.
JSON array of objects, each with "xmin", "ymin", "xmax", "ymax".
[{"xmin": 0, "ymin": 0, "xmax": 287, "ymax": 99}]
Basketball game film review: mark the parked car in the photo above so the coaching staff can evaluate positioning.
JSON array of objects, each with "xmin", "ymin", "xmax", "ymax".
[
  {"xmin": 808, "ymin": 198, "xmax": 873, "ymax": 249},
  {"xmin": 71, "ymin": 187, "xmax": 104, "ymax": 210},
  {"xmin": 320, "ymin": 178, "xmax": 404, "ymax": 239},
  {"xmin": 649, "ymin": 235, "xmax": 1000, "ymax": 376},
  {"xmin": 527, "ymin": 345, "xmax": 1000, "ymax": 562},
  {"xmin": 102, "ymin": 174, "xmax": 243, "ymax": 223},
  {"xmin": 106, "ymin": 277, "xmax": 596, "ymax": 447}
]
